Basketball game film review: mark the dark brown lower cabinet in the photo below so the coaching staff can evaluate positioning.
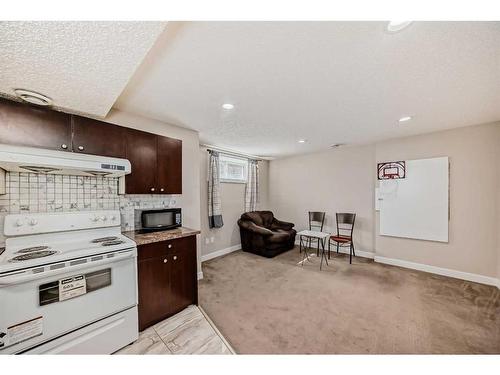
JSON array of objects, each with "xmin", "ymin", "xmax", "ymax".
[{"xmin": 137, "ymin": 236, "xmax": 198, "ymax": 331}]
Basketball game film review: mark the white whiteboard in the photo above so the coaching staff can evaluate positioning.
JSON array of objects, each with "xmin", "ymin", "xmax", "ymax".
[{"xmin": 379, "ymin": 157, "xmax": 449, "ymax": 242}]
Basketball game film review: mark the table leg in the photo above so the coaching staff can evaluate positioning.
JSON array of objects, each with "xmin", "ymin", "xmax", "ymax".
[
  {"xmin": 300, "ymin": 236, "xmax": 311, "ymax": 265},
  {"xmin": 323, "ymin": 239, "xmax": 329, "ymax": 266},
  {"xmin": 320, "ymin": 238, "xmax": 329, "ymax": 271},
  {"xmin": 320, "ymin": 244, "xmax": 324, "ymax": 270},
  {"xmin": 300, "ymin": 236, "xmax": 305, "ymax": 266}
]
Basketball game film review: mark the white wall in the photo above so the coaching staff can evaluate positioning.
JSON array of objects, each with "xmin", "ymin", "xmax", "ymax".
[
  {"xmin": 375, "ymin": 122, "xmax": 500, "ymax": 278},
  {"xmin": 199, "ymin": 147, "xmax": 269, "ymax": 259},
  {"xmin": 268, "ymin": 122, "xmax": 500, "ymax": 282},
  {"xmin": 497, "ymin": 127, "xmax": 500, "ymax": 284},
  {"xmin": 269, "ymin": 144, "xmax": 375, "ymax": 253}
]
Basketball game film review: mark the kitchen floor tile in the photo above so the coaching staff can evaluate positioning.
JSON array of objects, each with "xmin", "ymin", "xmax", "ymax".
[
  {"xmin": 115, "ymin": 327, "xmax": 171, "ymax": 355},
  {"xmin": 155, "ymin": 305, "xmax": 232, "ymax": 355},
  {"xmin": 115, "ymin": 305, "xmax": 233, "ymax": 355}
]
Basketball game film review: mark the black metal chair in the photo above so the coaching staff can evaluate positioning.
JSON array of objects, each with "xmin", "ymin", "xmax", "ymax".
[
  {"xmin": 307, "ymin": 211, "xmax": 325, "ymax": 255},
  {"xmin": 329, "ymin": 213, "xmax": 356, "ymax": 264}
]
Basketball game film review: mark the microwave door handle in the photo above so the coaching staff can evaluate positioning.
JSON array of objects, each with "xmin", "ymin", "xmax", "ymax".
[{"xmin": 0, "ymin": 249, "xmax": 136, "ymax": 287}]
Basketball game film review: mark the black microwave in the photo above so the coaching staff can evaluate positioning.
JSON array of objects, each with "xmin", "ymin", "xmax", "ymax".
[{"xmin": 141, "ymin": 208, "xmax": 182, "ymax": 231}]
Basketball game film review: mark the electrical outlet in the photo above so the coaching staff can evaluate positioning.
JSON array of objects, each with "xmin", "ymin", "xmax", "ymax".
[
  {"xmin": 205, "ymin": 238, "xmax": 210, "ymax": 245},
  {"xmin": 210, "ymin": 237, "xmax": 215, "ymax": 243}
]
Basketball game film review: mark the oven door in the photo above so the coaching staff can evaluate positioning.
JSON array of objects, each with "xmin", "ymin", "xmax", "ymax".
[{"xmin": 0, "ymin": 248, "xmax": 137, "ymax": 354}]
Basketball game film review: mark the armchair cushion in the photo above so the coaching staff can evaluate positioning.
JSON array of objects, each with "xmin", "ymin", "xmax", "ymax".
[
  {"xmin": 238, "ymin": 221, "xmax": 274, "ymax": 237},
  {"xmin": 271, "ymin": 219, "xmax": 294, "ymax": 231}
]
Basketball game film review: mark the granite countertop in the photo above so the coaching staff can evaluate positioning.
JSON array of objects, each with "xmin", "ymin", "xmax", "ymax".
[{"xmin": 122, "ymin": 227, "xmax": 200, "ymax": 246}]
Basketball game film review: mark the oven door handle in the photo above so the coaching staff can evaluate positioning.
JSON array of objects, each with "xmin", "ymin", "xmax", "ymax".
[{"xmin": 0, "ymin": 249, "xmax": 136, "ymax": 286}]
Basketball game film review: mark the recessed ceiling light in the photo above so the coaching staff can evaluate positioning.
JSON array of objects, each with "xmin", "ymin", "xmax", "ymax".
[
  {"xmin": 222, "ymin": 103, "xmax": 234, "ymax": 110},
  {"xmin": 298, "ymin": 139, "xmax": 307, "ymax": 143},
  {"xmin": 398, "ymin": 116, "xmax": 412, "ymax": 123},
  {"xmin": 387, "ymin": 21, "xmax": 413, "ymax": 33},
  {"xmin": 14, "ymin": 89, "xmax": 52, "ymax": 106}
]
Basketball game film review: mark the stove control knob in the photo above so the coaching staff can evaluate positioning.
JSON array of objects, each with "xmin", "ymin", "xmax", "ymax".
[
  {"xmin": 91, "ymin": 216, "xmax": 99, "ymax": 222},
  {"xmin": 15, "ymin": 219, "xmax": 24, "ymax": 227},
  {"xmin": 29, "ymin": 219, "xmax": 38, "ymax": 226},
  {"xmin": 111, "ymin": 215, "xmax": 117, "ymax": 221},
  {"xmin": 101, "ymin": 216, "xmax": 108, "ymax": 222}
]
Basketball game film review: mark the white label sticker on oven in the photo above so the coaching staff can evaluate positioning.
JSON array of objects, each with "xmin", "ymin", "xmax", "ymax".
[
  {"xmin": 59, "ymin": 274, "xmax": 87, "ymax": 301},
  {"xmin": 7, "ymin": 316, "xmax": 43, "ymax": 346}
]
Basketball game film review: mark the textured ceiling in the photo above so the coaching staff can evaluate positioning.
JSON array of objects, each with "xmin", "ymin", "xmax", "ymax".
[
  {"xmin": 116, "ymin": 21, "xmax": 500, "ymax": 158},
  {"xmin": 0, "ymin": 21, "xmax": 166, "ymax": 117}
]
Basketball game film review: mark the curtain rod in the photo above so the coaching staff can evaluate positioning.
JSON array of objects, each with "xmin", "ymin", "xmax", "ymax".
[{"xmin": 201, "ymin": 144, "xmax": 265, "ymax": 161}]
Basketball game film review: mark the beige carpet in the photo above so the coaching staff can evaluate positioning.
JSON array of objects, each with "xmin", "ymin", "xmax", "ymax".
[{"xmin": 198, "ymin": 247, "xmax": 500, "ymax": 354}]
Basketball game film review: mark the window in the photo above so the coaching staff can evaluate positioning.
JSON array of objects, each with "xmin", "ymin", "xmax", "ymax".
[{"xmin": 219, "ymin": 155, "xmax": 248, "ymax": 183}]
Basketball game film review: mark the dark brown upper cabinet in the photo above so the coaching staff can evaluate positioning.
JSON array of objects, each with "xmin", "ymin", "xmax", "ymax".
[
  {"xmin": 0, "ymin": 97, "xmax": 183, "ymax": 195},
  {"xmin": 125, "ymin": 129, "xmax": 158, "ymax": 194},
  {"xmin": 157, "ymin": 136, "xmax": 182, "ymax": 194},
  {"xmin": 72, "ymin": 117, "xmax": 126, "ymax": 158},
  {"xmin": 125, "ymin": 130, "xmax": 182, "ymax": 195},
  {"xmin": 0, "ymin": 98, "xmax": 72, "ymax": 151}
]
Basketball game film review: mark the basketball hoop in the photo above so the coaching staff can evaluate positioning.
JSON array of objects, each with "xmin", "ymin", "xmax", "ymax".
[{"xmin": 378, "ymin": 161, "xmax": 405, "ymax": 180}]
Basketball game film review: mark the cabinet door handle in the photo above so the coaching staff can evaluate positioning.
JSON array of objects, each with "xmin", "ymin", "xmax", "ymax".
[
  {"xmin": 150, "ymin": 187, "xmax": 155, "ymax": 192},
  {"xmin": 160, "ymin": 188, "xmax": 165, "ymax": 192},
  {"xmin": 78, "ymin": 145, "xmax": 84, "ymax": 151},
  {"xmin": 61, "ymin": 144, "xmax": 68, "ymax": 150},
  {"xmin": 173, "ymin": 256, "xmax": 177, "ymax": 261},
  {"xmin": 168, "ymin": 244, "xmax": 172, "ymax": 249},
  {"xmin": 163, "ymin": 258, "xmax": 168, "ymax": 263}
]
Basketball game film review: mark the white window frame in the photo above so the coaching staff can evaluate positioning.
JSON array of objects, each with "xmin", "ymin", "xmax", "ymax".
[{"xmin": 219, "ymin": 154, "xmax": 248, "ymax": 184}]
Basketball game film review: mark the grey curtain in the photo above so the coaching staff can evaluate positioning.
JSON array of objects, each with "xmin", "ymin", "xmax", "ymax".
[
  {"xmin": 208, "ymin": 150, "xmax": 223, "ymax": 228},
  {"xmin": 245, "ymin": 159, "xmax": 259, "ymax": 212}
]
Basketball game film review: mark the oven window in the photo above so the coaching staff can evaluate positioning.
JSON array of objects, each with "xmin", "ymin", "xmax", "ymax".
[
  {"xmin": 86, "ymin": 268, "xmax": 111, "ymax": 292},
  {"xmin": 39, "ymin": 268, "xmax": 111, "ymax": 306}
]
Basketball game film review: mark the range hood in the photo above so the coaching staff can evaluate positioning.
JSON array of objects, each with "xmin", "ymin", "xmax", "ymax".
[{"xmin": 0, "ymin": 144, "xmax": 131, "ymax": 177}]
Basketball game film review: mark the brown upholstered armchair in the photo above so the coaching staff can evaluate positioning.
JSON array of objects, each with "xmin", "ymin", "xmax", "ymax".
[{"xmin": 238, "ymin": 211, "xmax": 296, "ymax": 258}]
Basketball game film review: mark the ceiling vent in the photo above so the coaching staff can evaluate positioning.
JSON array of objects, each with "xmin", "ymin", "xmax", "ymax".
[
  {"xmin": 14, "ymin": 89, "xmax": 53, "ymax": 107},
  {"xmin": 330, "ymin": 143, "xmax": 345, "ymax": 149}
]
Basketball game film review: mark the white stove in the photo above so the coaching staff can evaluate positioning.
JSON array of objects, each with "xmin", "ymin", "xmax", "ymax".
[{"xmin": 0, "ymin": 210, "xmax": 138, "ymax": 354}]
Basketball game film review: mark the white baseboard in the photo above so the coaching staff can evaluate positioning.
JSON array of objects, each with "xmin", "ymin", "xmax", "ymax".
[
  {"xmin": 201, "ymin": 241, "xmax": 499, "ymax": 289},
  {"xmin": 201, "ymin": 244, "xmax": 241, "ymax": 262},
  {"xmin": 336, "ymin": 247, "xmax": 374, "ymax": 259},
  {"xmin": 374, "ymin": 255, "xmax": 499, "ymax": 287}
]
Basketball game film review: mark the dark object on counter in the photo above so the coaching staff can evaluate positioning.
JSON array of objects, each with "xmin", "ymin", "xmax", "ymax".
[
  {"xmin": 141, "ymin": 208, "xmax": 181, "ymax": 231},
  {"xmin": 238, "ymin": 211, "xmax": 296, "ymax": 258}
]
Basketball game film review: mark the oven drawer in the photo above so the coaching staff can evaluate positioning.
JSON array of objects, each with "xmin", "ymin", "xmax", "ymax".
[
  {"xmin": 137, "ymin": 236, "xmax": 196, "ymax": 261},
  {"xmin": 23, "ymin": 307, "xmax": 138, "ymax": 354}
]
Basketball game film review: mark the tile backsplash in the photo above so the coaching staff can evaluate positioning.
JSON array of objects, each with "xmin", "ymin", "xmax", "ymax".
[
  {"xmin": 0, "ymin": 172, "xmax": 181, "ymax": 243},
  {"xmin": 0, "ymin": 172, "xmax": 120, "ymax": 213}
]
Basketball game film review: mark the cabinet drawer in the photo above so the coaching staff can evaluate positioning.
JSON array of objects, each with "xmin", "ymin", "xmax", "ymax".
[{"xmin": 137, "ymin": 236, "xmax": 196, "ymax": 261}]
